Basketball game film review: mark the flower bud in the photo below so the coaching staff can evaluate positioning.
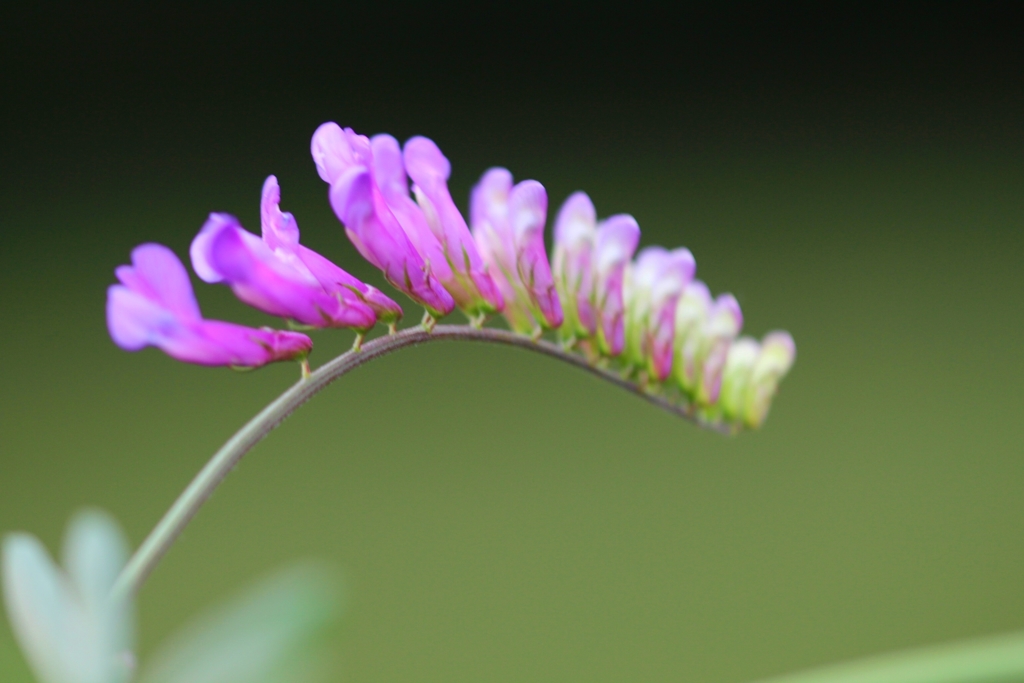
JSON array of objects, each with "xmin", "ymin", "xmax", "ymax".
[
  {"xmin": 744, "ymin": 330, "xmax": 796, "ymax": 428},
  {"xmin": 624, "ymin": 247, "xmax": 696, "ymax": 380}
]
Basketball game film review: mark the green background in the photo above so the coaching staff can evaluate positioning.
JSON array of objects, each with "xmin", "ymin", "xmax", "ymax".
[{"xmin": 1, "ymin": 4, "xmax": 1022, "ymax": 681}]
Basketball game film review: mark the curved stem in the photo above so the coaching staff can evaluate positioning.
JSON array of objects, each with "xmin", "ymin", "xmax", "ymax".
[{"xmin": 111, "ymin": 324, "xmax": 726, "ymax": 601}]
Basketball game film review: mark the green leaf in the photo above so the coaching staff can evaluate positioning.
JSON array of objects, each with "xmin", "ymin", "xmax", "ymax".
[
  {"xmin": 139, "ymin": 563, "xmax": 341, "ymax": 683},
  {"xmin": 751, "ymin": 630, "xmax": 1024, "ymax": 683}
]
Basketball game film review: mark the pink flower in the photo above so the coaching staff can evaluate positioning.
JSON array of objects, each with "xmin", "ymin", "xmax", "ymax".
[
  {"xmin": 190, "ymin": 199, "xmax": 378, "ymax": 331},
  {"xmin": 403, "ymin": 136, "xmax": 504, "ymax": 317},
  {"xmin": 553, "ymin": 192, "xmax": 640, "ymax": 355},
  {"xmin": 258, "ymin": 176, "xmax": 402, "ymax": 325},
  {"xmin": 107, "ymin": 244, "xmax": 311, "ymax": 367},
  {"xmin": 553, "ymin": 192, "xmax": 597, "ymax": 338},
  {"xmin": 673, "ymin": 281, "xmax": 744, "ymax": 405},
  {"xmin": 624, "ymin": 246, "xmax": 696, "ymax": 380},
  {"xmin": 470, "ymin": 168, "xmax": 563, "ymax": 333},
  {"xmin": 312, "ymin": 123, "xmax": 455, "ymax": 317}
]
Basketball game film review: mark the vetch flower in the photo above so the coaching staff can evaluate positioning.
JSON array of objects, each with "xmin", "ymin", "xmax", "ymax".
[
  {"xmin": 623, "ymin": 246, "xmax": 696, "ymax": 380},
  {"xmin": 190, "ymin": 184, "xmax": 380, "ymax": 332},
  {"xmin": 591, "ymin": 214, "xmax": 641, "ymax": 356},
  {"xmin": 2, "ymin": 509, "xmax": 134, "ymax": 683},
  {"xmin": 718, "ymin": 336, "xmax": 761, "ymax": 422},
  {"xmin": 552, "ymin": 192, "xmax": 640, "ymax": 355},
  {"xmin": 470, "ymin": 168, "xmax": 563, "ymax": 333},
  {"xmin": 553, "ymin": 192, "xmax": 597, "ymax": 339},
  {"xmin": 107, "ymin": 244, "xmax": 312, "ymax": 368},
  {"xmin": 403, "ymin": 136, "xmax": 504, "ymax": 317},
  {"xmin": 259, "ymin": 176, "xmax": 403, "ymax": 326},
  {"xmin": 744, "ymin": 330, "xmax": 796, "ymax": 428},
  {"xmin": 676, "ymin": 291, "xmax": 744, "ymax": 406},
  {"xmin": 312, "ymin": 123, "xmax": 456, "ymax": 318}
]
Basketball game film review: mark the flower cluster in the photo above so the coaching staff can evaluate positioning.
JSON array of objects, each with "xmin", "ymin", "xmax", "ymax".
[{"xmin": 106, "ymin": 123, "xmax": 795, "ymax": 429}]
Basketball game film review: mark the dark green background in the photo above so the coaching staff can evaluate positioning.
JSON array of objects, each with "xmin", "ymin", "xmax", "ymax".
[{"xmin": 1, "ymin": 3, "xmax": 1022, "ymax": 681}]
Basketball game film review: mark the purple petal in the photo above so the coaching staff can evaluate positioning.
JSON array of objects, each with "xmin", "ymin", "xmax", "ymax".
[
  {"xmin": 553, "ymin": 191, "xmax": 596, "ymax": 249},
  {"xmin": 592, "ymin": 214, "xmax": 640, "ymax": 356},
  {"xmin": 404, "ymin": 136, "xmax": 503, "ymax": 314},
  {"xmin": 370, "ymin": 134, "xmax": 410, "ymax": 201},
  {"xmin": 260, "ymin": 175, "xmax": 300, "ymax": 251},
  {"xmin": 296, "ymin": 245, "xmax": 403, "ymax": 323},
  {"xmin": 311, "ymin": 122, "xmax": 372, "ymax": 185},
  {"xmin": 330, "ymin": 166, "xmax": 455, "ymax": 317},
  {"xmin": 509, "ymin": 180, "xmax": 562, "ymax": 329},
  {"xmin": 107, "ymin": 284, "xmax": 177, "ymax": 351},
  {"xmin": 470, "ymin": 167, "xmax": 513, "ymax": 232},
  {"xmin": 553, "ymin": 192, "xmax": 597, "ymax": 336},
  {"xmin": 118, "ymin": 243, "xmax": 202, "ymax": 322}
]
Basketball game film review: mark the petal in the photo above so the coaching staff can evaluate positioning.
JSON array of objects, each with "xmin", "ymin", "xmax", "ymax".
[
  {"xmin": 107, "ymin": 285, "xmax": 177, "ymax": 352},
  {"xmin": 370, "ymin": 134, "xmax": 409, "ymax": 202},
  {"xmin": 260, "ymin": 176, "xmax": 300, "ymax": 251},
  {"xmin": 707, "ymin": 294, "xmax": 743, "ymax": 338},
  {"xmin": 553, "ymin": 191, "xmax": 596, "ymax": 249},
  {"xmin": 594, "ymin": 215, "xmax": 640, "ymax": 276},
  {"xmin": 649, "ymin": 247, "xmax": 696, "ymax": 308},
  {"xmin": 3, "ymin": 533, "xmax": 76, "ymax": 683},
  {"xmin": 310, "ymin": 122, "xmax": 369, "ymax": 185},
  {"xmin": 196, "ymin": 322, "xmax": 312, "ymax": 366},
  {"xmin": 592, "ymin": 215, "xmax": 639, "ymax": 356},
  {"xmin": 122, "ymin": 244, "xmax": 201, "ymax": 321},
  {"xmin": 295, "ymin": 245, "xmax": 403, "ymax": 323},
  {"xmin": 405, "ymin": 137, "xmax": 502, "ymax": 314},
  {"xmin": 330, "ymin": 167, "xmax": 454, "ymax": 316},
  {"xmin": 509, "ymin": 180, "xmax": 562, "ymax": 328},
  {"xmin": 469, "ymin": 167, "xmax": 513, "ymax": 232}
]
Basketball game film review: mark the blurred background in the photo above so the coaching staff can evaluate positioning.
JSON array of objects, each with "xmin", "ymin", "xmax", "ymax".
[{"xmin": 1, "ymin": 2, "xmax": 1022, "ymax": 681}]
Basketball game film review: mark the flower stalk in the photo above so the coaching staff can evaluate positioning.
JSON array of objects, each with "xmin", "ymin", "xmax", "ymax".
[{"xmin": 110, "ymin": 323, "xmax": 728, "ymax": 602}]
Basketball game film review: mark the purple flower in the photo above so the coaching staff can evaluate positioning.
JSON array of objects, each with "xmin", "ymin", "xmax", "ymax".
[
  {"xmin": 591, "ymin": 215, "xmax": 640, "ymax": 356},
  {"xmin": 624, "ymin": 247, "xmax": 696, "ymax": 380},
  {"xmin": 552, "ymin": 192, "xmax": 640, "ymax": 356},
  {"xmin": 403, "ymin": 136, "xmax": 505, "ymax": 317},
  {"xmin": 553, "ymin": 192, "xmax": 597, "ymax": 338},
  {"xmin": 258, "ymin": 176, "xmax": 402, "ymax": 325},
  {"xmin": 190, "ymin": 199, "xmax": 378, "ymax": 331},
  {"xmin": 107, "ymin": 244, "xmax": 311, "ymax": 367},
  {"xmin": 312, "ymin": 123, "xmax": 455, "ymax": 317},
  {"xmin": 470, "ymin": 168, "xmax": 563, "ymax": 333},
  {"xmin": 674, "ymin": 282, "xmax": 744, "ymax": 405}
]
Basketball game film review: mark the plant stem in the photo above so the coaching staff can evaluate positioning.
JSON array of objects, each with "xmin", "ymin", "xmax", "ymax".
[{"xmin": 110, "ymin": 324, "xmax": 727, "ymax": 601}]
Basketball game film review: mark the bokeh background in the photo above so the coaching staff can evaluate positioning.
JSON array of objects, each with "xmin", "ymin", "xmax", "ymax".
[{"xmin": 2, "ymin": 2, "xmax": 1023, "ymax": 681}]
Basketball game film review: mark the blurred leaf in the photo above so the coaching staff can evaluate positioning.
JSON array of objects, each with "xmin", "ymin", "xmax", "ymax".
[
  {"xmin": 139, "ymin": 563, "xmax": 341, "ymax": 683},
  {"xmin": 2, "ymin": 509, "xmax": 133, "ymax": 683},
  {"xmin": 752, "ymin": 630, "xmax": 1024, "ymax": 683}
]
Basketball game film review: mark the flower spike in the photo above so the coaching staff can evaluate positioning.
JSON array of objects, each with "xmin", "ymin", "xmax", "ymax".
[
  {"xmin": 470, "ymin": 168, "xmax": 563, "ymax": 333},
  {"xmin": 107, "ymin": 244, "xmax": 311, "ymax": 367}
]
